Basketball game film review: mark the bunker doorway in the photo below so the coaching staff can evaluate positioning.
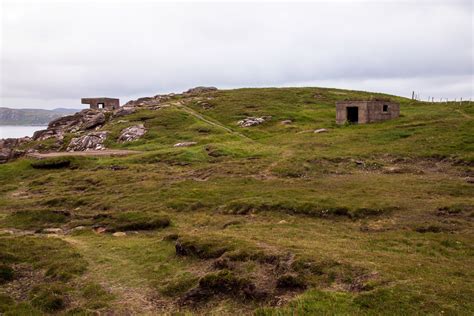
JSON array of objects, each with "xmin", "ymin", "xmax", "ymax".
[
  {"xmin": 347, "ymin": 107, "xmax": 359, "ymax": 123},
  {"xmin": 97, "ymin": 103, "xmax": 104, "ymax": 109}
]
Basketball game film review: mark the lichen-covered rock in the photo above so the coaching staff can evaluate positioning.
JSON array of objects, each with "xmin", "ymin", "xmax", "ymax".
[
  {"xmin": 67, "ymin": 132, "xmax": 108, "ymax": 152},
  {"xmin": 118, "ymin": 124, "xmax": 147, "ymax": 142},
  {"xmin": 237, "ymin": 116, "xmax": 271, "ymax": 127}
]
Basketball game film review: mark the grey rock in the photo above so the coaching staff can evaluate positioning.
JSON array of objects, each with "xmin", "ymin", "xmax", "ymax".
[
  {"xmin": 237, "ymin": 116, "xmax": 271, "ymax": 127},
  {"xmin": 67, "ymin": 131, "xmax": 108, "ymax": 151},
  {"xmin": 81, "ymin": 112, "xmax": 105, "ymax": 130},
  {"xmin": 118, "ymin": 124, "xmax": 147, "ymax": 142},
  {"xmin": 281, "ymin": 120, "xmax": 293, "ymax": 125},
  {"xmin": 113, "ymin": 107, "xmax": 136, "ymax": 117},
  {"xmin": 174, "ymin": 141, "xmax": 197, "ymax": 147}
]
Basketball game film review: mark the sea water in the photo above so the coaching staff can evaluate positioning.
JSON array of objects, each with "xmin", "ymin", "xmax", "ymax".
[{"xmin": 0, "ymin": 125, "xmax": 46, "ymax": 139}]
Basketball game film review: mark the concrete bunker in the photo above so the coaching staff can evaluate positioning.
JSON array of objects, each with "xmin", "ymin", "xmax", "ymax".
[
  {"xmin": 336, "ymin": 100, "xmax": 400, "ymax": 124},
  {"xmin": 81, "ymin": 97, "xmax": 120, "ymax": 111}
]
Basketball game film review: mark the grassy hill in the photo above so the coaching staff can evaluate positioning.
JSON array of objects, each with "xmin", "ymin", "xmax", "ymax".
[{"xmin": 0, "ymin": 87, "xmax": 473, "ymax": 314}]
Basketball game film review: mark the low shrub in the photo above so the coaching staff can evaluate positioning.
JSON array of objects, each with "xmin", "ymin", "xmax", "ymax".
[{"xmin": 0, "ymin": 264, "xmax": 14, "ymax": 283}]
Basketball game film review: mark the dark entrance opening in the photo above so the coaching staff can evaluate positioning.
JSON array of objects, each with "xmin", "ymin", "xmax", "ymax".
[
  {"xmin": 97, "ymin": 103, "xmax": 104, "ymax": 109},
  {"xmin": 346, "ymin": 107, "xmax": 359, "ymax": 123}
]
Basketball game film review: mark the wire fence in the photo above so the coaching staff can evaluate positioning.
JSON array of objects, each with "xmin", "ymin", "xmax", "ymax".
[{"xmin": 410, "ymin": 91, "xmax": 472, "ymax": 104}]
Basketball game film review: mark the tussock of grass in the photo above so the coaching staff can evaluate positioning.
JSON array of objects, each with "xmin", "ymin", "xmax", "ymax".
[
  {"xmin": 224, "ymin": 200, "xmax": 394, "ymax": 219},
  {"xmin": 30, "ymin": 283, "xmax": 67, "ymax": 313},
  {"xmin": 31, "ymin": 158, "xmax": 72, "ymax": 169},
  {"xmin": 175, "ymin": 236, "xmax": 232, "ymax": 259},
  {"xmin": 96, "ymin": 211, "xmax": 171, "ymax": 232},
  {"xmin": 3, "ymin": 209, "xmax": 70, "ymax": 230},
  {"xmin": 0, "ymin": 236, "xmax": 87, "ymax": 281}
]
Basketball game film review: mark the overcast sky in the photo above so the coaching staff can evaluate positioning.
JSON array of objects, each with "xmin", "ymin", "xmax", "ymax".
[{"xmin": 1, "ymin": 0, "xmax": 473, "ymax": 109}]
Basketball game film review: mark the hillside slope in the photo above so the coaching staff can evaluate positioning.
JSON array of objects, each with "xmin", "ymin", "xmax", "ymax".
[{"xmin": 0, "ymin": 87, "xmax": 473, "ymax": 315}]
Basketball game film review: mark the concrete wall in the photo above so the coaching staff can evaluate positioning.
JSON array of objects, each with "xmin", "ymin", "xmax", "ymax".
[
  {"xmin": 81, "ymin": 98, "xmax": 120, "ymax": 111},
  {"xmin": 336, "ymin": 101, "xmax": 399, "ymax": 124}
]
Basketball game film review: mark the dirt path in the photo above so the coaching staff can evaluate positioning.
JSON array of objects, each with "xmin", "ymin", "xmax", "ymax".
[
  {"xmin": 455, "ymin": 109, "xmax": 472, "ymax": 119},
  {"xmin": 178, "ymin": 105, "xmax": 254, "ymax": 141},
  {"xmin": 27, "ymin": 149, "xmax": 140, "ymax": 159}
]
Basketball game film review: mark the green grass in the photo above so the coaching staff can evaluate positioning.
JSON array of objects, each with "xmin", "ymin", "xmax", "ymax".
[{"xmin": 0, "ymin": 87, "xmax": 473, "ymax": 314}]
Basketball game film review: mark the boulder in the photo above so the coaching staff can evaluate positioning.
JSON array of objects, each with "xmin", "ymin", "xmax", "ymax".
[
  {"xmin": 237, "ymin": 116, "xmax": 271, "ymax": 127},
  {"xmin": 118, "ymin": 124, "xmax": 147, "ymax": 142},
  {"xmin": 174, "ymin": 141, "xmax": 197, "ymax": 147},
  {"xmin": 81, "ymin": 112, "xmax": 105, "ymax": 130},
  {"xmin": 112, "ymin": 232, "xmax": 127, "ymax": 237},
  {"xmin": 67, "ymin": 131, "xmax": 108, "ymax": 151},
  {"xmin": 281, "ymin": 120, "xmax": 292, "ymax": 125},
  {"xmin": 113, "ymin": 107, "xmax": 136, "ymax": 117},
  {"xmin": 32, "ymin": 128, "xmax": 64, "ymax": 141}
]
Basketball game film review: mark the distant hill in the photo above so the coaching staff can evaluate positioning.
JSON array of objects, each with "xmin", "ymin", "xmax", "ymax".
[{"xmin": 0, "ymin": 107, "xmax": 80, "ymax": 125}]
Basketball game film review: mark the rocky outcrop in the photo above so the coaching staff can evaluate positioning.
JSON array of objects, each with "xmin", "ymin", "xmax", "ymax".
[
  {"xmin": 67, "ymin": 132, "xmax": 108, "ymax": 152},
  {"xmin": 184, "ymin": 86, "xmax": 218, "ymax": 95},
  {"xmin": 118, "ymin": 125, "xmax": 147, "ymax": 142},
  {"xmin": 0, "ymin": 137, "xmax": 31, "ymax": 163},
  {"xmin": 237, "ymin": 116, "xmax": 271, "ymax": 127},
  {"xmin": 32, "ymin": 109, "xmax": 106, "ymax": 141},
  {"xmin": 123, "ymin": 94, "xmax": 176, "ymax": 108}
]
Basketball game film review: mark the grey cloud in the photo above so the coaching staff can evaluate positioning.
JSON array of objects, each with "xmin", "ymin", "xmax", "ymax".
[{"xmin": 1, "ymin": 0, "xmax": 472, "ymax": 109}]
